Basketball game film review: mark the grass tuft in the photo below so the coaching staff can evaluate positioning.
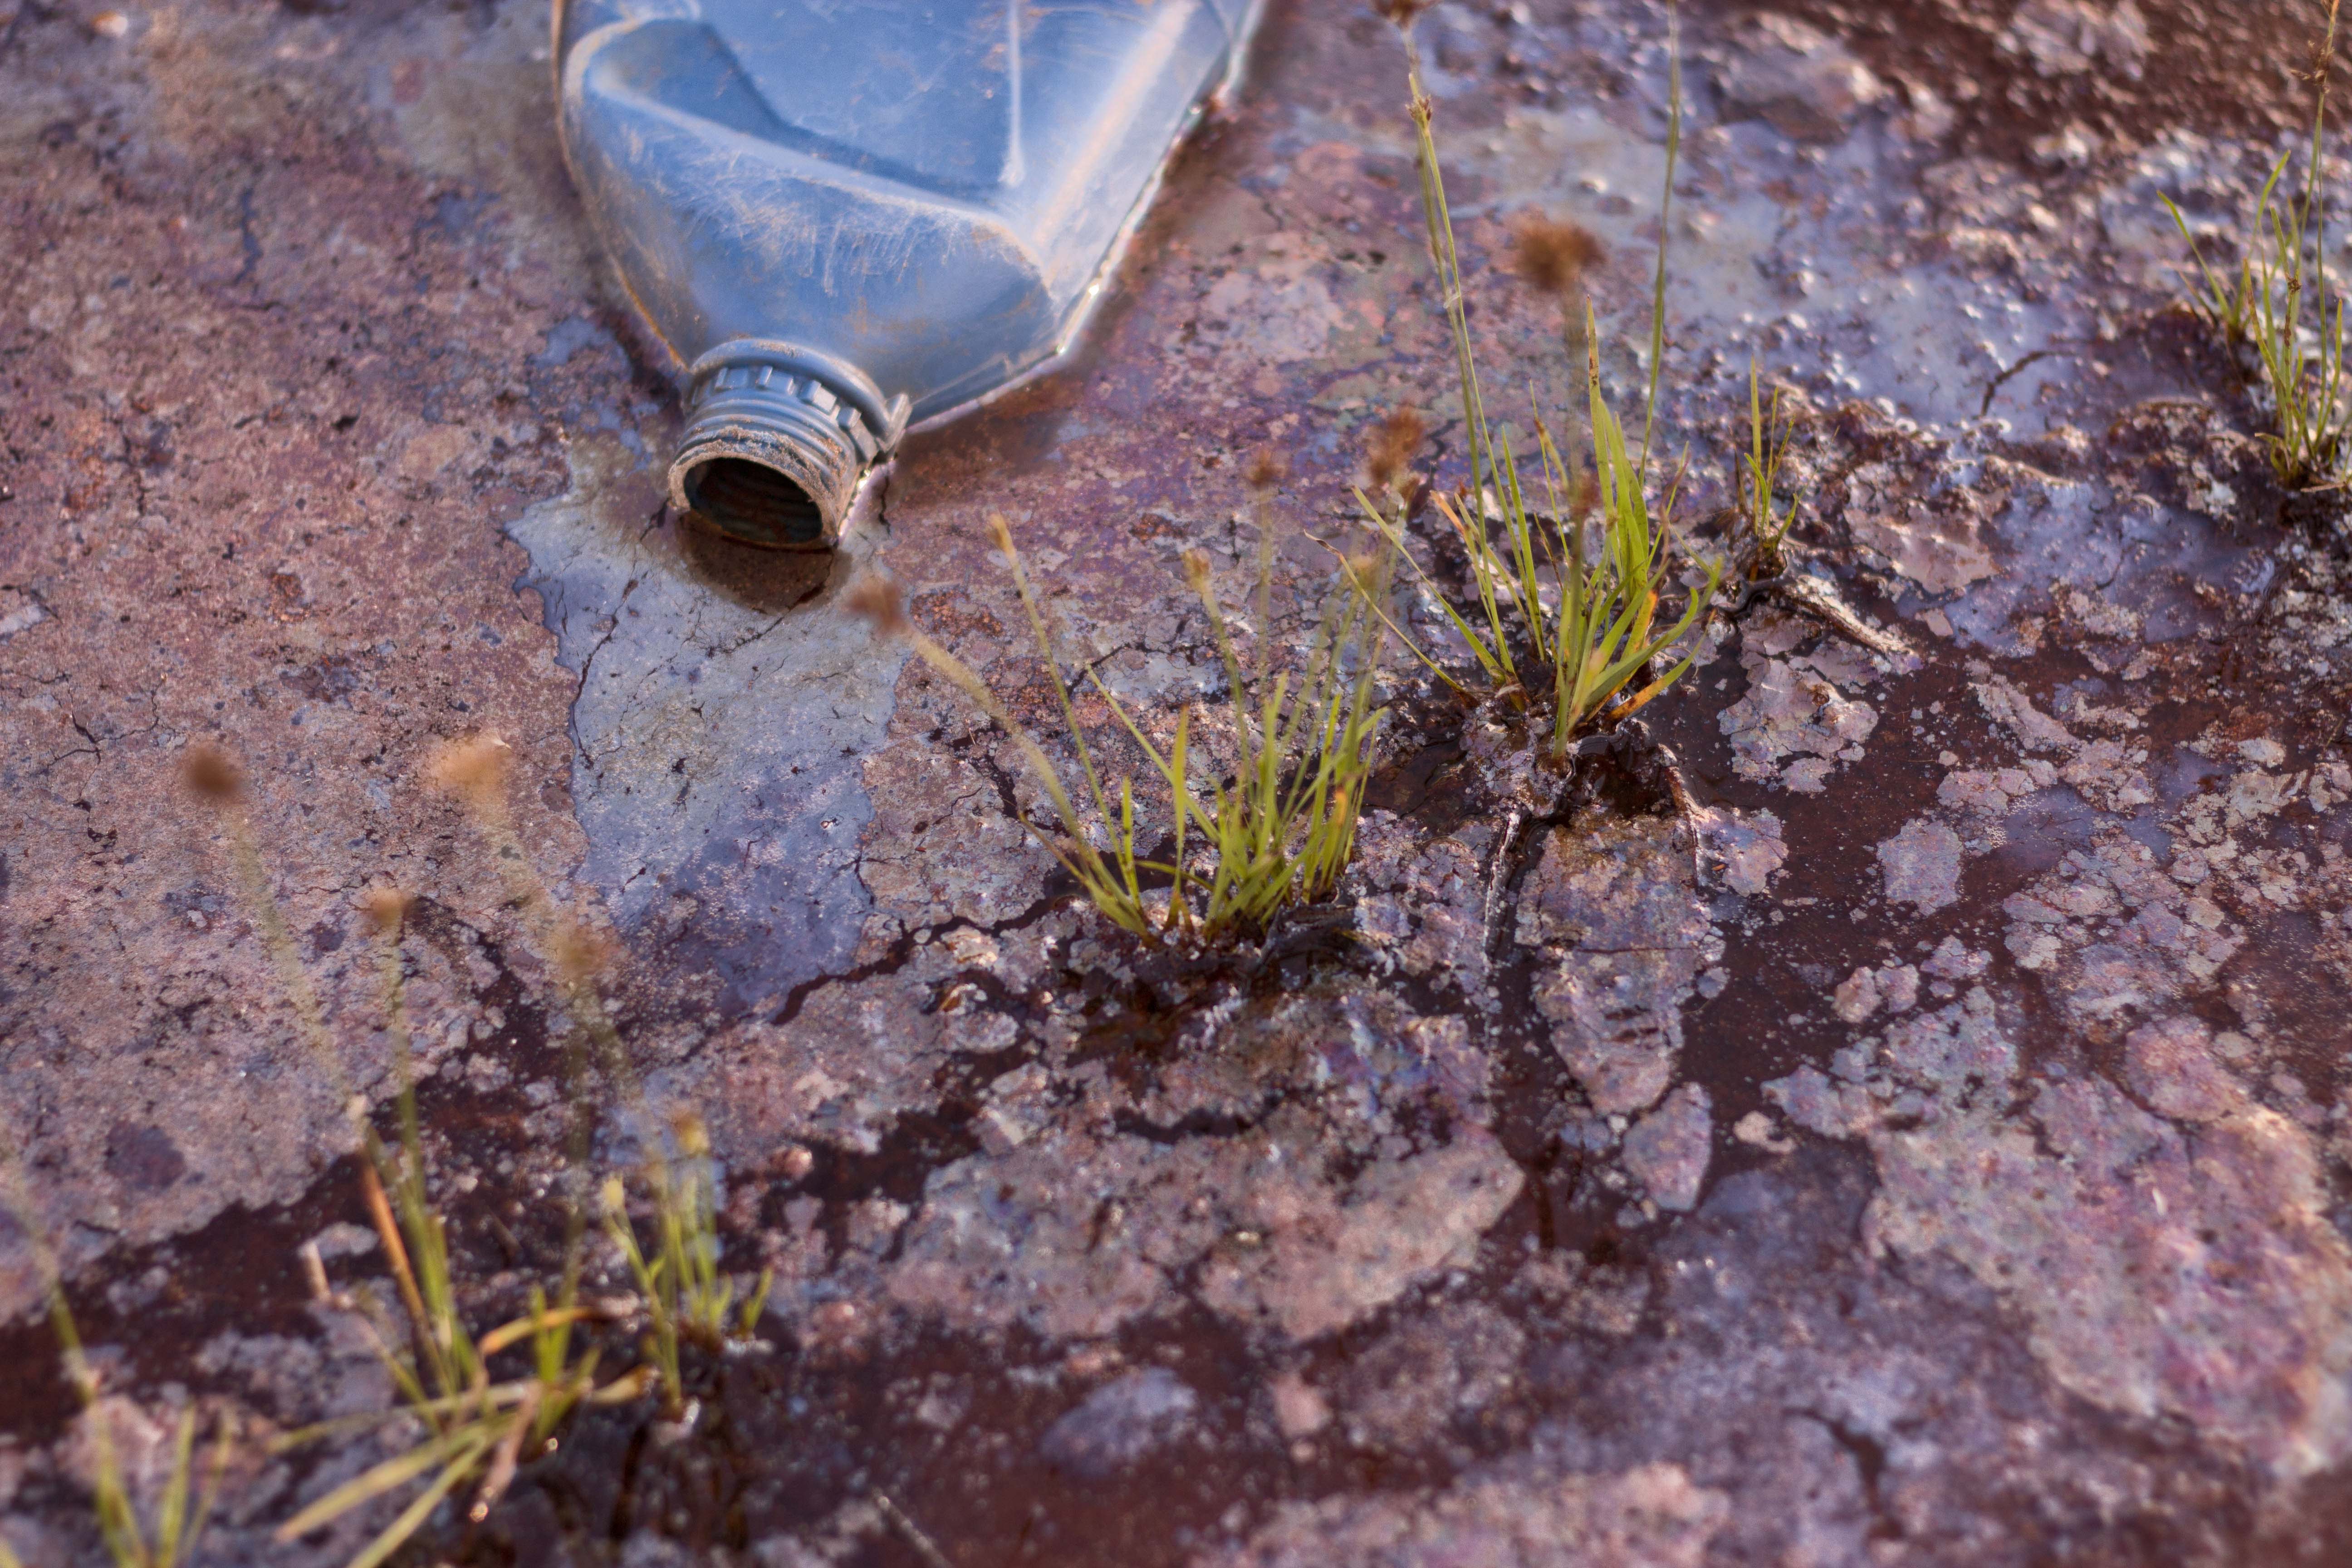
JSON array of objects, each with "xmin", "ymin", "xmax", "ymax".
[
  {"xmin": 263, "ymin": 884, "xmax": 637, "ymax": 1568},
  {"xmin": 601, "ymin": 1112, "xmax": 773, "ymax": 1410},
  {"xmin": 1734, "ymin": 359, "xmax": 1801, "ymax": 580},
  {"xmin": 1158, "ymin": 531, "xmax": 1392, "ymax": 937},
  {"xmin": 0, "ymin": 1141, "xmax": 231, "ymax": 1568},
  {"xmin": 181, "ymin": 744, "xmax": 765, "ymax": 1567},
  {"xmin": 1359, "ymin": 9, "xmax": 1720, "ymax": 755},
  {"xmin": 2163, "ymin": 0, "xmax": 2349, "ymax": 489},
  {"xmin": 425, "ymin": 738, "xmax": 770, "ymax": 1411},
  {"xmin": 857, "ymin": 510, "xmax": 1390, "ymax": 944}
]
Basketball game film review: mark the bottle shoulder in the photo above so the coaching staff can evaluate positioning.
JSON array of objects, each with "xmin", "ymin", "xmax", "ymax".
[{"xmin": 561, "ymin": 0, "xmax": 1242, "ymax": 218}]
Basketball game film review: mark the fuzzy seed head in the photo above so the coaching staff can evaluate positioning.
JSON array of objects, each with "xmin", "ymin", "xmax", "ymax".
[
  {"xmin": 1371, "ymin": 0, "xmax": 1432, "ymax": 28},
  {"xmin": 600, "ymin": 1174, "xmax": 627, "ymax": 1216},
  {"xmin": 1181, "ymin": 548, "xmax": 1214, "ymax": 592},
  {"xmin": 671, "ymin": 1110, "xmax": 710, "ymax": 1159},
  {"xmin": 551, "ymin": 915, "xmax": 613, "ymax": 985},
  {"xmin": 360, "ymin": 887, "xmax": 412, "ymax": 934},
  {"xmin": 843, "ymin": 573, "xmax": 909, "ymax": 637},
  {"xmin": 425, "ymin": 734, "xmax": 511, "ymax": 811},
  {"xmin": 1510, "ymin": 216, "xmax": 1605, "ymax": 298},
  {"xmin": 1366, "ymin": 407, "xmax": 1426, "ymax": 492},
  {"xmin": 1245, "ymin": 446, "xmax": 1286, "ymax": 491},
  {"xmin": 181, "ymin": 745, "xmax": 243, "ymax": 804},
  {"xmin": 986, "ymin": 514, "xmax": 1017, "ymax": 559}
]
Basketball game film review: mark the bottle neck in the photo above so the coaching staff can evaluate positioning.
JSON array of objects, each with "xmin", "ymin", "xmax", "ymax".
[{"xmin": 667, "ymin": 344, "xmax": 907, "ymax": 549}]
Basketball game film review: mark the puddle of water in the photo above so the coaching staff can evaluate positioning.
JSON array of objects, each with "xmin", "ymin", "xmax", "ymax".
[
  {"xmin": 507, "ymin": 435, "xmax": 908, "ymax": 1016},
  {"xmin": 1294, "ymin": 15, "xmax": 2084, "ymax": 441}
]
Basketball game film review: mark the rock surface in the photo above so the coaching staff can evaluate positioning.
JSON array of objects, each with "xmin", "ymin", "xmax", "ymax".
[{"xmin": 6, "ymin": 0, "xmax": 2352, "ymax": 1562}]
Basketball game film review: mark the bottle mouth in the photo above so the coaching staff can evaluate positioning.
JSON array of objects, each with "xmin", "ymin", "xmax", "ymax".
[
  {"xmin": 667, "ymin": 343, "xmax": 910, "ymax": 551},
  {"xmin": 678, "ymin": 456, "xmax": 829, "ymax": 548}
]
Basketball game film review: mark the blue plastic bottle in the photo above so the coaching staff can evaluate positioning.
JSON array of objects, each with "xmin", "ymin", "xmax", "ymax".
[{"xmin": 555, "ymin": 0, "xmax": 1263, "ymax": 548}]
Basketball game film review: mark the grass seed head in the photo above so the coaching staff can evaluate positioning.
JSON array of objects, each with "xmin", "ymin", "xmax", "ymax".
[
  {"xmin": 1181, "ymin": 548, "xmax": 1215, "ymax": 594},
  {"xmin": 1371, "ymin": 0, "xmax": 1433, "ymax": 28},
  {"xmin": 843, "ymin": 573, "xmax": 909, "ymax": 637},
  {"xmin": 360, "ymin": 887, "xmax": 412, "ymax": 933},
  {"xmin": 1510, "ymin": 215, "xmax": 1605, "ymax": 299},
  {"xmin": 181, "ymin": 745, "xmax": 243, "ymax": 804},
  {"xmin": 426, "ymin": 734, "xmax": 512, "ymax": 812},
  {"xmin": 1366, "ymin": 407, "xmax": 1426, "ymax": 492},
  {"xmin": 551, "ymin": 914, "xmax": 614, "ymax": 986},
  {"xmin": 1245, "ymin": 446, "xmax": 1286, "ymax": 491}
]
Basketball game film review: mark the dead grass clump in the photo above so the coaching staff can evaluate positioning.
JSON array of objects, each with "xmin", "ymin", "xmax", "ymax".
[
  {"xmin": 1366, "ymin": 406, "xmax": 1428, "ymax": 496},
  {"xmin": 1511, "ymin": 214, "xmax": 1606, "ymax": 362},
  {"xmin": 1510, "ymin": 215, "xmax": 1604, "ymax": 299}
]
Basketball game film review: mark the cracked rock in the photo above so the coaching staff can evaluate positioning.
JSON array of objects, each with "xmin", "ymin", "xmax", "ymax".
[
  {"xmin": 1518, "ymin": 816, "xmax": 1717, "ymax": 1115},
  {"xmin": 1875, "ymin": 819, "xmax": 1963, "ymax": 914},
  {"xmin": 1622, "ymin": 1085, "xmax": 1713, "ymax": 1213}
]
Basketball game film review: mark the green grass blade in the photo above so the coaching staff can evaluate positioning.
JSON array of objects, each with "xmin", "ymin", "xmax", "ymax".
[
  {"xmin": 152, "ymin": 1407, "xmax": 197, "ymax": 1567},
  {"xmin": 1640, "ymin": 12, "xmax": 1683, "ymax": 470}
]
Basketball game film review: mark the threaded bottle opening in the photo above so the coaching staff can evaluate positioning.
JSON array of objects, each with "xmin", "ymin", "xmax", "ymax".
[
  {"xmin": 668, "ymin": 345, "xmax": 907, "ymax": 551},
  {"xmin": 680, "ymin": 456, "xmax": 829, "ymax": 548}
]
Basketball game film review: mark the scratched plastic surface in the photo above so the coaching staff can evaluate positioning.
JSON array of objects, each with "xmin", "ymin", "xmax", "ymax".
[{"xmin": 556, "ymin": 0, "xmax": 1261, "ymax": 546}]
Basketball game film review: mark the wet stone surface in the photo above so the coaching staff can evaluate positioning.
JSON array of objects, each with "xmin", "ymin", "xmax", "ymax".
[{"xmin": 8, "ymin": 0, "xmax": 2352, "ymax": 1563}]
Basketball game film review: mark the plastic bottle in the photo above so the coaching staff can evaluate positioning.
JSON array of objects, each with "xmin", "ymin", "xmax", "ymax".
[{"xmin": 555, "ymin": 0, "xmax": 1264, "ymax": 548}]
